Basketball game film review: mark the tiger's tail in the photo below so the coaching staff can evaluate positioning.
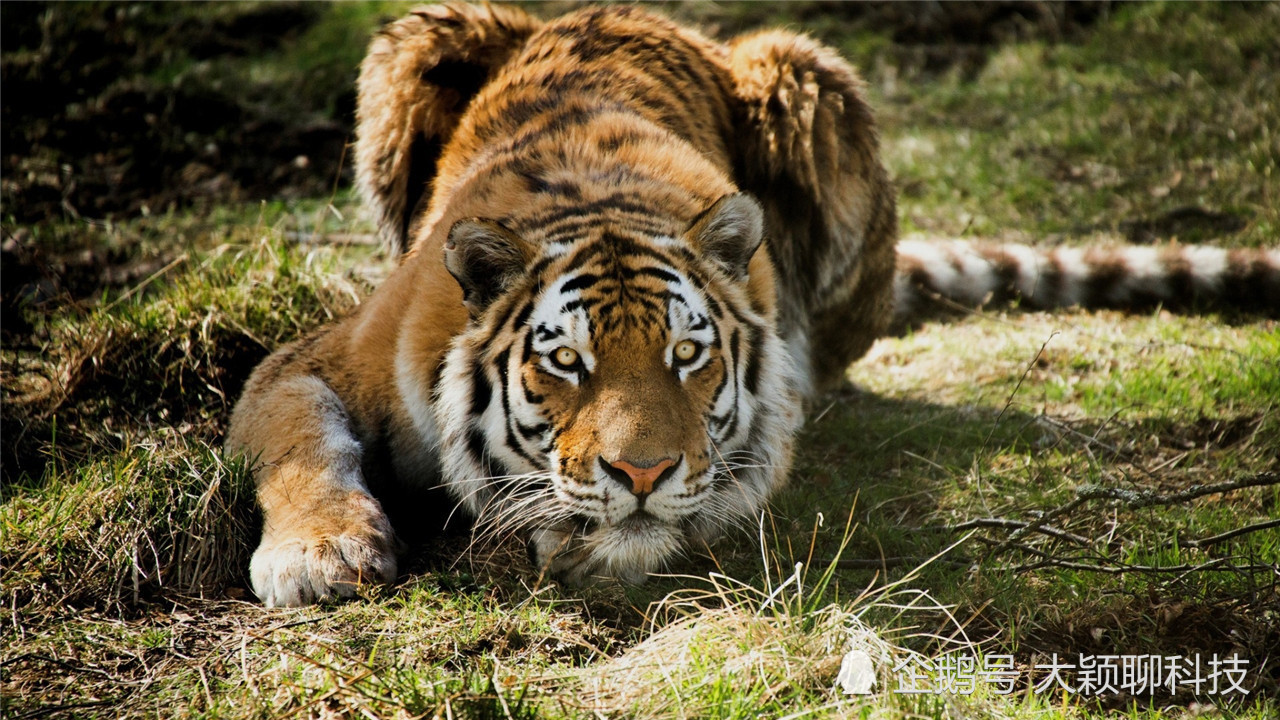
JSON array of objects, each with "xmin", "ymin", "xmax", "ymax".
[
  {"xmin": 355, "ymin": 3, "xmax": 542, "ymax": 256},
  {"xmin": 892, "ymin": 240, "xmax": 1280, "ymax": 330}
]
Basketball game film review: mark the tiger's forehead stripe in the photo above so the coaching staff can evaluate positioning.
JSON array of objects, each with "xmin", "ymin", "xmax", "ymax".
[{"xmin": 525, "ymin": 241, "xmax": 718, "ymax": 343}]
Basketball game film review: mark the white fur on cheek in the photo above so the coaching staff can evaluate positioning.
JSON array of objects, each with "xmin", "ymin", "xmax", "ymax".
[
  {"xmin": 395, "ymin": 336, "xmax": 441, "ymax": 453},
  {"xmin": 435, "ymin": 336, "xmax": 493, "ymax": 515}
]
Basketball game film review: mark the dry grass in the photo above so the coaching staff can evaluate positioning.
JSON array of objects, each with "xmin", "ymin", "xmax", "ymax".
[{"xmin": 556, "ymin": 566, "xmax": 902, "ymax": 718}]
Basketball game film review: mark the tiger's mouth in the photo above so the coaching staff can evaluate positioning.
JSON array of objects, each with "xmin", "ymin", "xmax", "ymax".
[
  {"xmin": 571, "ymin": 506, "xmax": 668, "ymax": 534},
  {"xmin": 615, "ymin": 508, "xmax": 663, "ymax": 531}
]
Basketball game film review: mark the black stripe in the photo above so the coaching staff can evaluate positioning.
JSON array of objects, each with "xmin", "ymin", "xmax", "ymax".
[
  {"xmin": 630, "ymin": 266, "xmax": 681, "ymax": 284},
  {"xmin": 511, "ymin": 300, "xmax": 534, "ymax": 331},
  {"xmin": 522, "ymin": 196, "xmax": 672, "ymax": 228},
  {"xmin": 533, "ymin": 324, "xmax": 562, "ymax": 343},
  {"xmin": 496, "ymin": 348, "xmax": 543, "ymax": 469},
  {"xmin": 743, "ymin": 325, "xmax": 764, "ymax": 396},
  {"xmin": 516, "ymin": 421, "xmax": 550, "ymax": 440},
  {"xmin": 494, "ymin": 349, "xmax": 511, "ymax": 380},
  {"xmin": 527, "ymin": 254, "xmax": 558, "ymax": 278},
  {"xmin": 560, "ymin": 273, "xmax": 601, "ymax": 294},
  {"xmin": 469, "ymin": 362, "xmax": 492, "ymax": 417},
  {"xmin": 716, "ymin": 330, "xmax": 742, "ymax": 440},
  {"xmin": 709, "ymin": 352, "xmax": 731, "ymax": 405},
  {"xmin": 466, "ymin": 426, "xmax": 491, "ymax": 475},
  {"xmin": 702, "ymin": 292, "xmax": 723, "ymax": 319},
  {"xmin": 522, "ymin": 377, "xmax": 545, "ymax": 404},
  {"xmin": 541, "ymin": 215, "xmax": 672, "ymax": 244},
  {"xmin": 560, "ymin": 487, "xmax": 598, "ymax": 503}
]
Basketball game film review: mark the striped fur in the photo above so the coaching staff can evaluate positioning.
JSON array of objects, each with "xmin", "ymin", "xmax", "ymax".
[
  {"xmin": 356, "ymin": 3, "xmax": 543, "ymax": 254},
  {"xmin": 894, "ymin": 241, "xmax": 1280, "ymax": 329},
  {"xmin": 229, "ymin": 4, "xmax": 890, "ymax": 604}
]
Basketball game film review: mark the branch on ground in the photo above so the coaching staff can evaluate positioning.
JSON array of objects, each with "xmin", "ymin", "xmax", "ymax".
[{"xmin": 927, "ymin": 471, "xmax": 1280, "ymax": 578}]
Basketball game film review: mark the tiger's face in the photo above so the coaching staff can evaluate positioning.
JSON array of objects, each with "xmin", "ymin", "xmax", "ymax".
[{"xmin": 435, "ymin": 194, "xmax": 803, "ymax": 585}]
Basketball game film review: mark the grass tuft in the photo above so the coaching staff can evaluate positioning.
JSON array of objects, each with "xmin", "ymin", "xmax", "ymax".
[{"xmin": 1, "ymin": 435, "xmax": 255, "ymax": 611}]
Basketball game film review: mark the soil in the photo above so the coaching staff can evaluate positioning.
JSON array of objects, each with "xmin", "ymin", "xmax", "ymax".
[{"xmin": 2, "ymin": 2, "xmax": 349, "ymax": 223}]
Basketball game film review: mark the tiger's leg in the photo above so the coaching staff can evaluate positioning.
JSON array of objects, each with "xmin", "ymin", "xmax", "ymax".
[
  {"xmin": 727, "ymin": 30, "xmax": 898, "ymax": 395},
  {"xmin": 227, "ymin": 356, "xmax": 396, "ymax": 607},
  {"xmin": 356, "ymin": 3, "xmax": 542, "ymax": 254}
]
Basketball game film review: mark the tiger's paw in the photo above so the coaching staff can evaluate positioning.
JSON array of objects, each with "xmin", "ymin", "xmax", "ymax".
[
  {"xmin": 250, "ymin": 497, "xmax": 398, "ymax": 607},
  {"xmin": 528, "ymin": 527, "xmax": 598, "ymax": 587},
  {"xmin": 527, "ymin": 527, "xmax": 651, "ymax": 587}
]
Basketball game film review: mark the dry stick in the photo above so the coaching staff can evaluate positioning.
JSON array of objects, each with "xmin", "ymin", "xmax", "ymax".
[
  {"xmin": 101, "ymin": 252, "xmax": 189, "ymax": 312},
  {"xmin": 13, "ymin": 700, "xmax": 118, "ymax": 720},
  {"xmin": 966, "ymin": 534, "xmax": 1133, "ymax": 573},
  {"xmin": 1036, "ymin": 410, "xmax": 1207, "ymax": 484},
  {"xmin": 831, "ymin": 556, "xmax": 972, "ymax": 571},
  {"xmin": 1012, "ymin": 558, "xmax": 1277, "ymax": 576},
  {"xmin": 931, "ymin": 517, "xmax": 1091, "ymax": 547},
  {"xmin": 1182, "ymin": 518, "xmax": 1280, "ymax": 549},
  {"xmin": 1070, "ymin": 471, "xmax": 1278, "ymax": 509},
  {"xmin": 1034, "ymin": 413, "xmax": 1133, "ymax": 464},
  {"xmin": 983, "ymin": 332, "xmax": 1058, "ymax": 452},
  {"xmin": 283, "ymin": 231, "xmax": 379, "ymax": 246},
  {"xmin": 988, "ymin": 471, "xmax": 1279, "ymax": 559}
]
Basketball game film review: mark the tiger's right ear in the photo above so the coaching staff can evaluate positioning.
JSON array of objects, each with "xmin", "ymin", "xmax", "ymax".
[{"xmin": 444, "ymin": 218, "xmax": 534, "ymax": 317}]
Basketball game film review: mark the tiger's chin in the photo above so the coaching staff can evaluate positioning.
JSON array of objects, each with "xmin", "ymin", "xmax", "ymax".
[{"xmin": 529, "ymin": 513, "xmax": 685, "ymax": 587}]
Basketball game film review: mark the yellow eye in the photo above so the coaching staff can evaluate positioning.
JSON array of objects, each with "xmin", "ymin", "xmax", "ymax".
[
  {"xmin": 552, "ymin": 347, "xmax": 580, "ymax": 368},
  {"xmin": 674, "ymin": 340, "xmax": 699, "ymax": 363}
]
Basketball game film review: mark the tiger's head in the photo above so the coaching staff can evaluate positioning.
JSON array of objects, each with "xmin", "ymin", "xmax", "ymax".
[{"xmin": 434, "ymin": 193, "xmax": 804, "ymax": 585}]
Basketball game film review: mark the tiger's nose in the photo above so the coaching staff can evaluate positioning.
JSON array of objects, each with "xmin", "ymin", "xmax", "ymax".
[{"xmin": 600, "ymin": 456, "xmax": 679, "ymax": 497}]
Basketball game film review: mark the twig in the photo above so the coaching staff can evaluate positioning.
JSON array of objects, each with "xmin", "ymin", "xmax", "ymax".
[
  {"xmin": 1183, "ymin": 518, "xmax": 1280, "ymax": 549},
  {"xmin": 1012, "ymin": 558, "xmax": 1278, "ymax": 576},
  {"xmin": 101, "ymin": 252, "xmax": 189, "ymax": 312},
  {"xmin": 1071, "ymin": 471, "xmax": 1279, "ymax": 509},
  {"xmin": 826, "ymin": 556, "xmax": 972, "ymax": 571},
  {"xmin": 283, "ymin": 231, "xmax": 378, "ymax": 246},
  {"xmin": 989, "ymin": 471, "xmax": 1279, "ymax": 557},
  {"xmin": 0, "ymin": 653, "xmax": 115, "ymax": 678},
  {"xmin": 930, "ymin": 517, "xmax": 1091, "ymax": 547},
  {"xmin": 983, "ymin": 333, "xmax": 1054, "ymax": 450},
  {"xmin": 14, "ymin": 700, "xmax": 118, "ymax": 720},
  {"xmin": 1034, "ymin": 414, "xmax": 1131, "ymax": 462}
]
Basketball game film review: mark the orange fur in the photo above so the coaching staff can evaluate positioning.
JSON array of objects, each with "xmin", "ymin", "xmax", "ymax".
[{"xmin": 228, "ymin": 4, "xmax": 896, "ymax": 605}]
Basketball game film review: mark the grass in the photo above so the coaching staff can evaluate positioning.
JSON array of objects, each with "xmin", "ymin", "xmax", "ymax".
[{"xmin": 3, "ymin": 2, "xmax": 1278, "ymax": 718}]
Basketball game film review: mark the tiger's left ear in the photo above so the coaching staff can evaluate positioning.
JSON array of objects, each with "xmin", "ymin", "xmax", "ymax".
[
  {"xmin": 686, "ymin": 193, "xmax": 764, "ymax": 280},
  {"xmin": 445, "ymin": 218, "xmax": 535, "ymax": 317}
]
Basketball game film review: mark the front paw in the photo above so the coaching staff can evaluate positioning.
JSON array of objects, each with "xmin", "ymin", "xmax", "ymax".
[
  {"xmin": 527, "ymin": 526, "xmax": 651, "ymax": 587},
  {"xmin": 250, "ymin": 499, "xmax": 397, "ymax": 607},
  {"xmin": 527, "ymin": 526, "xmax": 594, "ymax": 587}
]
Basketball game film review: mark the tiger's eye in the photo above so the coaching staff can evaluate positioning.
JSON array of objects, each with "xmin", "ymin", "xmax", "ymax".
[
  {"xmin": 674, "ymin": 340, "xmax": 698, "ymax": 362},
  {"xmin": 552, "ymin": 347, "xmax": 579, "ymax": 368}
]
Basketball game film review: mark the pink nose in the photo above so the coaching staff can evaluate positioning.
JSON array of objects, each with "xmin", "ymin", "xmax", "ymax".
[{"xmin": 603, "ymin": 457, "xmax": 677, "ymax": 496}]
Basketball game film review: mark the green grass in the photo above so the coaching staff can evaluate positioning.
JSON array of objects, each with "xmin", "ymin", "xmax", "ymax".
[
  {"xmin": 874, "ymin": 2, "xmax": 1280, "ymax": 246},
  {"xmin": 3, "ymin": 2, "xmax": 1279, "ymax": 718}
]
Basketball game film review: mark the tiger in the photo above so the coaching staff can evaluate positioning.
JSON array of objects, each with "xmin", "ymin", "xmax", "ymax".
[{"xmin": 226, "ymin": 3, "xmax": 1280, "ymax": 607}]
